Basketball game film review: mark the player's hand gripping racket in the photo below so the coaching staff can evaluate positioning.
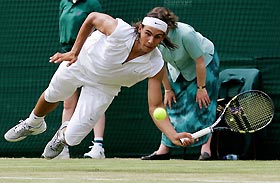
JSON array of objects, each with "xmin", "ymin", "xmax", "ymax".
[{"xmin": 180, "ymin": 90, "xmax": 274, "ymax": 143}]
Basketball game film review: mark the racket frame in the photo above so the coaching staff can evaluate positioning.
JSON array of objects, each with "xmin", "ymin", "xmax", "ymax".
[{"xmin": 180, "ymin": 90, "xmax": 273, "ymax": 143}]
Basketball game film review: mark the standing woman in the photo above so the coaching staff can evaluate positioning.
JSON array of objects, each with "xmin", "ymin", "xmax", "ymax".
[
  {"xmin": 141, "ymin": 7, "xmax": 220, "ymax": 160},
  {"xmin": 57, "ymin": 0, "xmax": 105, "ymax": 159}
]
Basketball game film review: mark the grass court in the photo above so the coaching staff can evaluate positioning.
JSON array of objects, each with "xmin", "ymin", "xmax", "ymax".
[{"xmin": 0, "ymin": 158, "xmax": 279, "ymax": 183}]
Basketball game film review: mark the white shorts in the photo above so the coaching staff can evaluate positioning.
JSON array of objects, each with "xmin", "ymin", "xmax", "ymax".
[{"xmin": 44, "ymin": 62, "xmax": 115, "ymax": 146}]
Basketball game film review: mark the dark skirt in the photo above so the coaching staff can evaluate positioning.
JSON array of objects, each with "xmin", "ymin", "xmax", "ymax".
[{"xmin": 161, "ymin": 51, "xmax": 220, "ymax": 148}]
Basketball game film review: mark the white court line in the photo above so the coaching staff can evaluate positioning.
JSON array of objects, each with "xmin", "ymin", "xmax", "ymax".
[
  {"xmin": 1, "ymin": 176, "xmax": 279, "ymax": 183},
  {"xmin": 178, "ymin": 180, "xmax": 280, "ymax": 183},
  {"xmin": 0, "ymin": 177, "xmax": 63, "ymax": 180},
  {"xmin": 85, "ymin": 178, "xmax": 280, "ymax": 183},
  {"xmin": 85, "ymin": 178, "xmax": 128, "ymax": 181}
]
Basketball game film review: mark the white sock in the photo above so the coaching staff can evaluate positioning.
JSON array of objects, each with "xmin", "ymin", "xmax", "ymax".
[
  {"xmin": 25, "ymin": 110, "xmax": 45, "ymax": 127},
  {"xmin": 94, "ymin": 137, "xmax": 103, "ymax": 146}
]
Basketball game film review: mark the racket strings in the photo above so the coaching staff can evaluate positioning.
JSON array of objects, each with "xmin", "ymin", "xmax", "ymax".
[{"xmin": 224, "ymin": 91, "xmax": 274, "ymax": 132}]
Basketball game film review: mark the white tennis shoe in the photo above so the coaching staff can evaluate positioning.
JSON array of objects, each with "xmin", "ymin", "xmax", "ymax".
[
  {"xmin": 55, "ymin": 146, "xmax": 70, "ymax": 159},
  {"xmin": 4, "ymin": 119, "xmax": 47, "ymax": 142},
  {"xmin": 42, "ymin": 121, "xmax": 68, "ymax": 159}
]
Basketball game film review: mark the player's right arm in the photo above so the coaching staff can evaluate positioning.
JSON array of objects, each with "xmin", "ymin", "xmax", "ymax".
[
  {"xmin": 148, "ymin": 67, "xmax": 193, "ymax": 146},
  {"xmin": 50, "ymin": 12, "xmax": 117, "ymax": 65}
]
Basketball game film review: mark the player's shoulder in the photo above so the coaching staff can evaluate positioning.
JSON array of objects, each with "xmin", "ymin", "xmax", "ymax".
[{"xmin": 109, "ymin": 18, "xmax": 134, "ymax": 37}]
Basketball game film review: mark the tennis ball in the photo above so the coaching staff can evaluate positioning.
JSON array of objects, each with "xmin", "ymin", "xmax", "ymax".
[{"xmin": 153, "ymin": 107, "xmax": 167, "ymax": 121}]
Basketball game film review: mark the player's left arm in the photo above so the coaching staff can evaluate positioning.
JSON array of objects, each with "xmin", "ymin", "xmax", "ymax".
[{"xmin": 148, "ymin": 67, "xmax": 193, "ymax": 146}]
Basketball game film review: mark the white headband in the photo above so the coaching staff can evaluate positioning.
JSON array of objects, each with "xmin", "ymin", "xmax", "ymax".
[{"xmin": 142, "ymin": 17, "xmax": 168, "ymax": 33}]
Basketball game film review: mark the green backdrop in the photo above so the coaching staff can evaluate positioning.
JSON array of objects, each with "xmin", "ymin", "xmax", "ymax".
[{"xmin": 0, "ymin": 0, "xmax": 279, "ymax": 159}]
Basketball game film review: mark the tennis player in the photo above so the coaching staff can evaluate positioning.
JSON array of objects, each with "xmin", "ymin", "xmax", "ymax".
[{"xmin": 4, "ymin": 10, "xmax": 193, "ymax": 159}]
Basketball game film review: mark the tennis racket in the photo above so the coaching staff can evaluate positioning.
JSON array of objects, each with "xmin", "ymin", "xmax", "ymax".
[{"xmin": 180, "ymin": 90, "xmax": 274, "ymax": 142}]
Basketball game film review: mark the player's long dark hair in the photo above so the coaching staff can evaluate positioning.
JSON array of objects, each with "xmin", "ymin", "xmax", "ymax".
[{"xmin": 133, "ymin": 7, "xmax": 178, "ymax": 49}]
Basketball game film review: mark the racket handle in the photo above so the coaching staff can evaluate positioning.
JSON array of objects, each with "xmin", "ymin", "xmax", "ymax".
[
  {"xmin": 180, "ymin": 127, "xmax": 212, "ymax": 143},
  {"xmin": 191, "ymin": 127, "xmax": 212, "ymax": 139}
]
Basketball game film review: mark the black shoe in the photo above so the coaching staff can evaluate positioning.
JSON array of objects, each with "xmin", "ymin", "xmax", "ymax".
[
  {"xmin": 141, "ymin": 152, "xmax": 170, "ymax": 160},
  {"xmin": 198, "ymin": 152, "xmax": 211, "ymax": 160}
]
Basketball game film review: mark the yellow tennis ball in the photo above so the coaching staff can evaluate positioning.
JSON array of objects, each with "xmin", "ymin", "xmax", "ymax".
[{"xmin": 153, "ymin": 107, "xmax": 167, "ymax": 121}]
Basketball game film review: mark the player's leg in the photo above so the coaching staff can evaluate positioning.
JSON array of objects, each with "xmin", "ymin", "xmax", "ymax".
[
  {"xmin": 4, "ymin": 93, "xmax": 58, "ymax": 142},
  {"xmin": 42, "ymin": 86, "xmax": 114, "ymax": 159},
  {"xmin": 4, "ymin": 62, "xmax": 80, "ymax": 142},
  {"xmin": 56, "ymin": 91, "xmax": 79, "ymax": 159},
  {"xmin": 84, "ymin": 114, "xmax": 106, "ymax": 159}
]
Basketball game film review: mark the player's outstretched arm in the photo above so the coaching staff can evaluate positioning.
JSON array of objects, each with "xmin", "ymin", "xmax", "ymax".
[
  {"xmin": 148, "ymin": 67, "xmax": 193, "ymax": 146},
  {"xmin": 49, "ymin": 12, "xmax": 118, "ymax": 66}
]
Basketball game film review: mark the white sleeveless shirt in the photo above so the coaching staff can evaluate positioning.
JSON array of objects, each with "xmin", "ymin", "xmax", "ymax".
[{"xmin": 68, "ymin": 18, "xmax": 164, "ymax": 96}]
